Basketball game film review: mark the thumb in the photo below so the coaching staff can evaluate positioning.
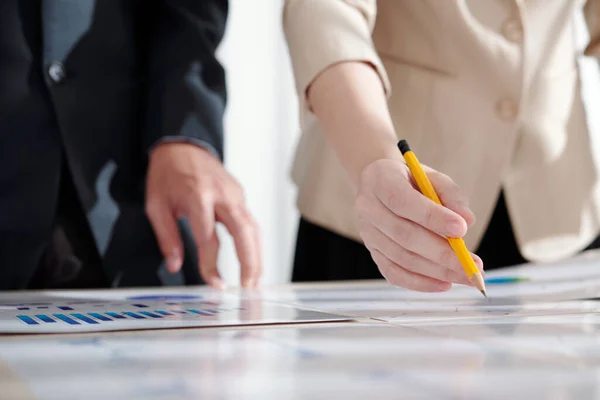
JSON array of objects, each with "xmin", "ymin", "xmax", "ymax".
[
  {"xmin": 425, "ymin": 167, "xmax": 475, "ymax": 228},
  {"xmin": 146, "ymin": 199, "xmax": 184, "ymax": 273}
]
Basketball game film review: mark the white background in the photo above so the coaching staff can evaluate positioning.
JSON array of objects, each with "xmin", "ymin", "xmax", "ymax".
[{"xmin": 216, "ymin": 0, "xmax": 301, "ymax": 285}]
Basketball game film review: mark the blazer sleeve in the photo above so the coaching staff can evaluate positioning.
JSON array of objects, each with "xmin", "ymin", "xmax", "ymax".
[
  {"xmin": 143, "ymin": 0, "xmax": 228, "ymax": 160},
  {"xmin": 283, "ymin": 0, "xmax": 391, "ymax": 113}
]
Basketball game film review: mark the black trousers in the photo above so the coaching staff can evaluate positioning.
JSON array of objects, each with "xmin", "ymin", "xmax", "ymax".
[
  {"xmin": 27, "ymin": 162, "xmax": 108, "ymax": 289},
  {"xmin": 292, "ymin": 192, "xmax": 600, "ymax": 282}
]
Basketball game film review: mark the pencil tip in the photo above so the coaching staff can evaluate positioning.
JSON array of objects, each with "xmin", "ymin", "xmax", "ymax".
[{"xmin": 480, "ymin": 289, "xmax": 487, "ymax": 298}]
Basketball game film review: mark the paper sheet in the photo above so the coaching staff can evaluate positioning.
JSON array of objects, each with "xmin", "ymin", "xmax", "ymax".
[
  {"xmin": 374, "ymin": 300, "xmax": 600, "ymax": 323},
  {"xmin": 260, "ymin": 287, "xmax": 600, "ymax": 322},
  {"xmin": 260, "ymin": 270, "xmax": 600, "ymax": 306},
  {"xmin": 0, "ymin": 289, "xmax": 348, "ymax": 333},
  {"xmin": 253, "ymin": 256, "xmax": 600, "ymax": 322}
]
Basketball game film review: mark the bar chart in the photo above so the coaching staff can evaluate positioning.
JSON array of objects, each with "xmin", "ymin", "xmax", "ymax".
[
  {"xmin": 0, "ymin": 290, "xmax": 349, "ymax": 333},
  {"xmin": 15, "ymin": 305, "xmax": 238, "ymax": 326}
]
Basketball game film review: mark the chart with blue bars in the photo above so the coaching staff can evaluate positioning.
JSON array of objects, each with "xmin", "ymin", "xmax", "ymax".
[{"xmin": 4, "ymin": 295, "xmax": 244, "ymax": 327}]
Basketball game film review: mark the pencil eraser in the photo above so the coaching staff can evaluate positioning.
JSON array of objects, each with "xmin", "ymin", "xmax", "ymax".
[{"xmin": 398, "ymin": 140, "xmax": 411, "ymax": 154}]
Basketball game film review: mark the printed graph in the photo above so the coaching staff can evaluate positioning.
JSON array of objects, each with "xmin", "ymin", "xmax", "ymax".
[
  {"xmin": 0, "ymin": 291, "xmax": 347, "ymax": 333},
  {"xmin": 2, "ymin": 294, "xmax": 242, "ymax": 327},
  {"xmin": 14, "ymin": 303, "xmax": 242, "ymax": 326}
]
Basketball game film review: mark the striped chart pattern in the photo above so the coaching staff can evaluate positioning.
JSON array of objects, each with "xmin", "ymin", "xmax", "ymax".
[{"xmin": 14, "ymin": 303, "xmax": 241, "ymax": 326}]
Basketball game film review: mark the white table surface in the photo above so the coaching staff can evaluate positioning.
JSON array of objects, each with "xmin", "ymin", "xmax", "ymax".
[{"xmin": 3, "ymin": 251, "xmax": 600, "ymax": 399}]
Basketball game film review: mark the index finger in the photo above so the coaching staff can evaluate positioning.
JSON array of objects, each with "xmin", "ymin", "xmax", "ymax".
[
  {"xmin": 187, "ymin": 193, "xmax": 225, "ymax": 289},
  {"xmin": 376, "ymin": 173, "xmax": 467, "ymax": 238},
  {"xmin": 426, "ymin": 168, "xmax": 475, "ymax": 228}
]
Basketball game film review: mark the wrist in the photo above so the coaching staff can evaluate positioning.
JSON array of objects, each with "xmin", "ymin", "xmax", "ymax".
[
  {"xmin": 149, "ymin": 137, "xmax": 221, "ymax": 161},
  {"xmin": 149, "ymin": 141, "xmax": 216, "ymax": 164},
  {"xmin": 352, "ymin": 141, "xmax": 405, "ymax": 186}
]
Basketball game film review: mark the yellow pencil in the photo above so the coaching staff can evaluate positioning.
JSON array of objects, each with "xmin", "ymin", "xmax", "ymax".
[{"xmin": 398, "ymin": 140, "xmax": 486, "ymax": 297}]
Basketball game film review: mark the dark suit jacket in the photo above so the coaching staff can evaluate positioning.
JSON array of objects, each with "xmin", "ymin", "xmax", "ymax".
[{"xmin": 0, "ymin": 0, "xmax": 228, "ymax": 289}]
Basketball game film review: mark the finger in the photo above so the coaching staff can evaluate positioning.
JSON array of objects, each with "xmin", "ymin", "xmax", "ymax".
[
  {"xmin": 251, "ymin": 215, "xmax": 263, "ymax": 289},
  {"xmin": 426, "ymin": 168, "xmax": 475, "ymax": 227},
  {"xmin": 238, "ymin": 210, "xmax": 263, "ymax": 289},
  {"xmin": 362, "ymin": 224, "xmax": 472, "ymax": 286},
  {"xmin": 371, "ymin": 249, "xmax": 452, "ymax": 292},
  {"xmin": 145, "ymin": 199, "xmax": 183, "ymax": 273},
  {"xmin": 198, "ymin": 232, "xmax": 224, "ymax": 290},
  {"xmin": 375, "ymin": 173, "xmax": 467, "ymax": 238},
  {"xmin": 187, "ymin": 193, "xmax": 225, "ymax": 289},
  {"xmin": 358, "ymin": 201, "xmax": 472, "ymax": 275},
  {"xmin": 472, "ymin": 253, "xmax": 485, "ymax": 274},
  {"xmin": 217, "ymin": 203, "xmax": 261, "ymax": 289}
]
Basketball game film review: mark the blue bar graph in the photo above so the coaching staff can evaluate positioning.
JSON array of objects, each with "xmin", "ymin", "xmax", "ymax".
[
  {"xmin": 35, "ymin": 314, "xmax": 56, "ymax": 323},
  {"xmin": 128, "ymin": 295, "xmax": 201, "ymax": 301},
  {"xmin": 88, "ymin": 313, "xmax": 112, "ymax": 322},
  {"xmin": 58, "ymin": 306, "xmax": 74, "ymax": 311},
  {"xmin": 17, "ymin": 315, "xmax": 38, "ymax": 325},
  {"xmin": 17, "ymin": 307, "xmax": 30, "ymax": 311},
  {"xmin": 71, "ymin": 313, "xmax": 99, "ymax": 324},
  {"xmin": 187, "ymin": 309, "xmax": 213, "ymax": 316},
  {"xmin": 123, "ymin": 312, "xmax": 145, "ymax": 319},
  {"xmin": 53, "ymin": 314, "xmax": 80, "ymax": 325},
  {"xmin": 105, "ymin": 312, "xmax": 127, "ymax": 319},
  {"xmin": 139, "ymin": 311, "xmax": 162, "ymax": 319},
  {"xmin": 155, "ymin": 310, "xmax": 172, "ymax": 316}
]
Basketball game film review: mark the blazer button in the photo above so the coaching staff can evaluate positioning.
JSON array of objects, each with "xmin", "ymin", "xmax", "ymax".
[
  {"xmin": 496, "ymin": 99, "xmax": 518, "ymax": 121},
  {"xmin": 48, "ymin": 61, "xmax": 66, "ymax": 84},
  {"xmin": 502, "ymin": 19, "xmax": 523, "ymax": 43}
]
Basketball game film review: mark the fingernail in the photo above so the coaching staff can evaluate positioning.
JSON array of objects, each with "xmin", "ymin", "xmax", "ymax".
[
  {"xmin": 242, "ymin": 278, "xmax": 254, "ymax": 289},
  {"xmin": 166, "ymin": 253, "xmax": 182, "ymax": 273},
  {"xmin": 437, "ymin": 282, "xmax": 452, "ymax": 292},
  {"xmin": 447, "ymin": 221, "xmax": 465, "ymax": 237},
  {"xmin": 210, "ymin": 277, "xmax": 227, "ymax": 290},
  {"xmin": 467, "ymin": 209, "xmax": 476, "ymax": 223},
  {"xmin": 460, "ymin": 206, "xmax": 476, "ymax": 223}
]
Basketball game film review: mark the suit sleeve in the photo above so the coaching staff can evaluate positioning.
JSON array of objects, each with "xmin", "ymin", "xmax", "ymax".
[
  {"xmin": 283, "ymin": 0, "xmax": 391, "ymax": 114},
  {"xmin": 143, "ymin": 0, "xmax": 228, "ymax": 160}
]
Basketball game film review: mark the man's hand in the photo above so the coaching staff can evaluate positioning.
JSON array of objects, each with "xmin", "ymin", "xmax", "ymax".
[
  {"xmin": 145, "ymin": 143, "xmax": 262, "ymax": 289},
  {"xmin": 355, "ymin": 159, "xmax": 483, "ymax": 292}
]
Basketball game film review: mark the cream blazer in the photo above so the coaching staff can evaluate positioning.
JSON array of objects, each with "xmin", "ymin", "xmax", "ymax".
[{"xmin": 284, "ymin": 0, "xmax": 600, "ymax": 263}]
